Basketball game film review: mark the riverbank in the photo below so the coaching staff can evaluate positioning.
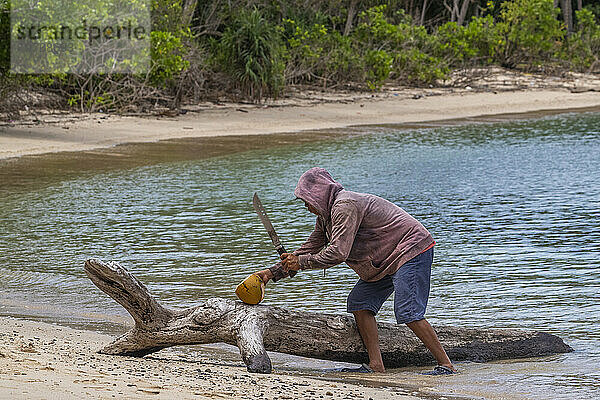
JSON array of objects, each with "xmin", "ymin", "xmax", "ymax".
[
  {"xmin": 1, "ymin": 85, "xmax": 600, "ymax": 160},
  {"xmin": 0, "ymin": 316, "xmax": 428, "ymax": 400}
]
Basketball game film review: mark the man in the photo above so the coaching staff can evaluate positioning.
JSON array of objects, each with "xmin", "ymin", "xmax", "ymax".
[{"xmin": 255, "ymin": 167, "xmax": 456, "ymax": 375}]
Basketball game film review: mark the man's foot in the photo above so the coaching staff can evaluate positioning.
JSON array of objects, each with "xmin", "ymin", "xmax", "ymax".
[
  {"xmin": 339, "ymin": 363, "xmax": 375, "ymax": 373},
  {"xmin": 423, "ymin": 365, "xmax": 457, "ymax": 375},
  {"xmin": 368, "ymin": 362, "xmax": 385, "ymax": 373}
]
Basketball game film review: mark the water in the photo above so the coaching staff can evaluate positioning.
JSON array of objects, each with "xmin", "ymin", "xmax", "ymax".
[{"xmin": 1, "ymin": 112, "xmax": 599, "ymax": 399}]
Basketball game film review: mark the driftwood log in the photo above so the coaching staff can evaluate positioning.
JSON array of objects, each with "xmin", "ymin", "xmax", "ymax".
[{"xmin": 84, "ymin": 258, "xmax": 572, "ymax": 374}]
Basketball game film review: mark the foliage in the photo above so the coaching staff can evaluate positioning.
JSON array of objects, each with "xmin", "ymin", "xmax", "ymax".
[
  {"xmin": 355, "ymin": 5, "xmax": 447, "ymax": 85},
  {"xmin": 150, "ymin": 30, "xmax": 190, "ymax": 85},
  {"xmin": 152, "ymin": 0, "xmax": 183, "ymax": 32},
  {"xmin": 282, "ymin": 19, "xmax": 362, "ymax": 85},
  {"xmin": 493, "ymin": 0, "xmax": 565, "ymax": 68},
  {"xmin": 436, "ymin": 15, "xmax": 498, "ymax": 66},
  {"xmin": 364, "ymin": 49, "xmax": 393, "ymax": 89},
  {"xmin": 583, "ymin": 4, "xmax": 600, "ymax": 23},
  {"xmin": 354, "ymin": 6, "xmax": 431, "ymax": 52},
  {"xmin": 3, "ymin": 0, "xmax": 600, "ymax": 113},
  {"xmin": 149, "ymin": 0, "xmax": 191, "ymax": 87},
  {"xmin": 212, "ymin": 8, "xmax": 284, "ymax": 102},
  {"xmin": 0, "ymin": 0, "xmax": 9, "ymax": 73},
  {"xmin": 562, "ymin": 8, "xmax": 600, "ymax": 71},
  {"xmin": 282, "ymin": 5, "xmax": 448, "ymax": 88}
]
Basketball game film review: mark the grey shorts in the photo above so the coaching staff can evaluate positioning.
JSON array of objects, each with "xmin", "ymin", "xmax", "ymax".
[{"xmin": 346, "ymin": 247, "xmax": 433, "ymax": 324}]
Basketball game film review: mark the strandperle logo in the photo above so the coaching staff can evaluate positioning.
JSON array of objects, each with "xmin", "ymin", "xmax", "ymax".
[
  {"xmin": 15, "ymin": 19, "xmax": 148, "ymax": 43},
  {"xmin": 10, "ymin": 0, "xmax": 150, "ymax": 74}
]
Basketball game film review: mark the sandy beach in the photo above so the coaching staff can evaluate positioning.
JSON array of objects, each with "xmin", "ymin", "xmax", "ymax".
[
  {"xmin": 1, "ymin": 86, "xmax": 599, "ymax": 160},
  {"xmin": 0, "ymin": 316, "xmax": 430, "ymax": 400}
]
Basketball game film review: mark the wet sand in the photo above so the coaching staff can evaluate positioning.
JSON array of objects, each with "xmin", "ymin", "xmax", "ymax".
[
  {"xmin": 0, "ymin": 316, "xmax": 426, "ymax": 400},
  {"xmin": 2, "ymin": 89, "xmax": 600, "ymax": 160}
]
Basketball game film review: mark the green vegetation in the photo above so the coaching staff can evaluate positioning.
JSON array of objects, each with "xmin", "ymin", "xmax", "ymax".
[
  {"xmin": 1, "ymin": 0, "xmax": 599, "ymax": 112},
  {"xmin": 213, "ymin": 8, "xmax": 284, "ymax": 101},
  {"xmin": 564, "ymin": 8, "xmax": 600, "ymax": 70},
  {"xmin": 493, "ymin": 0, "xmax": 564, "ymax": 68},
  {"xmin": 0, "ymin": 0, "xmax": 11, "ymax": 97}
]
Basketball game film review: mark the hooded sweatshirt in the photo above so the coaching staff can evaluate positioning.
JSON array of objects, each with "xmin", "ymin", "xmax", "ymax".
[{"xmin": 270, "ymin": 167, "xmax": 434, "ymax": 282}]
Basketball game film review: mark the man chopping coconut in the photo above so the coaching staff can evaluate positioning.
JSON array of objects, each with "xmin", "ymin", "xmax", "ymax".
[{"xmin": 253, "ymin": 167, "xmax": 456, "ymax": 375}]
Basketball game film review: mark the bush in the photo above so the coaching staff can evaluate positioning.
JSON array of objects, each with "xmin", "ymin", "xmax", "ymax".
[
  {"xmin": 282, "ymin": 19, "xmax": 362, "ymax": 86},
  {"xmin": 493, "ymin": 0, "xmax": 565, "ymax": 68},
  {"xmin": 436, "ymin": 15, "xmax": 498, "ymax": 66},
  {"xmin": 364, "ymin": 49, "xmax": 393, "ymax": 89},
  {"xmin": 563, "ymin": 8, "xmax": 600, "ymax": 71},
  {"xmin": 213, "ymin": 8, "xmax": 284, "ymax": 102},
  {"xmin": 582, "ymin": 4, "xmax": 600, "ymax": 23},
  {"xmin": 354, "ymin": 5, "xmax": 447, "ymax": 85},
  {"xmin": 354, "ymin": 6, "xmax": 429, "ymax": 52},
  {"xmin": 151, "ymin": 30, "xmax": 190, "ymax": 86},
  {"xmin": 282, "ymin": 5, "xmax": 449, "ymax": 89}
]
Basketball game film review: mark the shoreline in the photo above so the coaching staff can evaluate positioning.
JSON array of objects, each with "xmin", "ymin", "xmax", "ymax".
[
  {"xmin": 0, "ymin": 315, "xmax": 429, "ymax": 400},
  {"xmin": 1, "ymin": 88, "xmax": 600, "ymax": 160}
]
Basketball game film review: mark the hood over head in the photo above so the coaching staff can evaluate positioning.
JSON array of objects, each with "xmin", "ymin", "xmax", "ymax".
[{"xmin": 294, "ymin": 167, "xmax": 343, "ymax": 219}]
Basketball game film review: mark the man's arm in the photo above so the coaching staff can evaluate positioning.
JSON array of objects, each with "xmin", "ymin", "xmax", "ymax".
[
  {"xmin": 296, "ymin": 200, "xmax": 362, "ymax": 270},
  {"xmin": 293, "ymin": 218, "xmax": 328, "ymax": 256},
  {"xmin": 260, "ymin": 218, "xmax": 328, "ymax": 283}
]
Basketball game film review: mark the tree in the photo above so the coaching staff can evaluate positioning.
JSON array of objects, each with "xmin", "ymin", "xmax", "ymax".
[
  {"xmin": 444, "ymin": 0, "xmax": 477, "ymax": 26},
  {"xmin": 344, "ymin": 0, "xmax": 361, "ymax": 35},
  {"xmin": 495, "ymin": 0, "xmax": 565, "ymax": 68},
  {"xmin": 419, "ymin": 0, "xmax": 429, "ymax": 25},
  {"xmin": 560, "ymin": 0, "xmax": 574, "ymax": 33}
]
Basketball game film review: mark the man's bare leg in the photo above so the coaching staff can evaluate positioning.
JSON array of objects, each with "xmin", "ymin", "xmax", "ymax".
[
  {"xmin": 406, "ymin": 318, "xmax": 455, "ymax": 371},
  {"xmin": 352, "ymin": 310, "xmax": 385, "ymax": 372}
]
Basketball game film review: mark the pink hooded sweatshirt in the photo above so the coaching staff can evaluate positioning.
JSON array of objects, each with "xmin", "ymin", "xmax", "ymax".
[{"xmin": 270, "ymin": 167, "xmax": 434, "ymax": 282}]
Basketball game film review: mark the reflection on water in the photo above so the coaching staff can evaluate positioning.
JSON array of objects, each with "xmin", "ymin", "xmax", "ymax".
[{"xmin": 1, "ymin": 112, "xmax": 599, "ymax": 399}]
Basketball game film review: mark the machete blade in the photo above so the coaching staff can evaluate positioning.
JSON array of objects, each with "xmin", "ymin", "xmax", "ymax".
[{"xmin": 252, "ymin": 192, "xmax": 297, "ymax": 278}]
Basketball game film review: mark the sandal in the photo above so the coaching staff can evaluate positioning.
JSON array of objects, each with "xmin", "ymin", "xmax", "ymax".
[
  {"xmin": 338, "ymin": 363, "xmax": 375, "ymax": 373},
  {"xmin": 423, "ymin": 365, "xmax": 456, "ymax": 375}
]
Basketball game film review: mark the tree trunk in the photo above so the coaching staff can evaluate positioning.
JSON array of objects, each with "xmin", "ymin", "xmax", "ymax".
[
  {"xmin": 419, "ymin": 0, "xmax": 428, "ymax": 26},
  {"xmin": 561, "ymin": 0, "xmax": 573, "ymax": 33},
  {"xmin": 84, "ymin": 259, "xmax": 573, "ymax": 374},
  {"xmin": 457, "ymin": 0, "xmax": 473, "ymax": 26},
  {"xmin": 443, "ymin": 0, "xmax": 458, "ymax": 23},
  {"xmin": 403, "ymin": 0, "xmax": 417, "ymax": 21},
  {"xmin": 181, "ymin": 0, "xmax": 198, "ymax": 29},
  {"xmin": 343, "ymin": 0, "xmax": 360, "ymax": 36}
]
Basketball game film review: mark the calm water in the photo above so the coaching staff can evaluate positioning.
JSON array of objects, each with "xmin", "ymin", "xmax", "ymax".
[{"xmin": 1, "ymin": 112, "xmax": 599, "ymax": 399}]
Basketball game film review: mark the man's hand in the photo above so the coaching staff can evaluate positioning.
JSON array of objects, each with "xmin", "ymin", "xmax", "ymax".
[
  {"xmin": 281, "ymin": 253, "xmax": 300, "ymax": 271},
  {"xmin": 255, "ymin": 268, "xmax": 274, "ymax": 285}
]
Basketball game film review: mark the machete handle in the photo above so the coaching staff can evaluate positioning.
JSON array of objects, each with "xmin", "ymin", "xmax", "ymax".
[
  {"xmin": 277, "ymin": 245, "xmax": 297, "ymax": 278},
  {"xmin": 276, "ymin": 245, "xmax": 286, "ymax": 256}
]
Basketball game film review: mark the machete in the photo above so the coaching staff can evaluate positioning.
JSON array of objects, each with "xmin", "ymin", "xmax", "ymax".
[{"xmin": 252, "ymin": 192, "xmax": 297, "ymax": 278}]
